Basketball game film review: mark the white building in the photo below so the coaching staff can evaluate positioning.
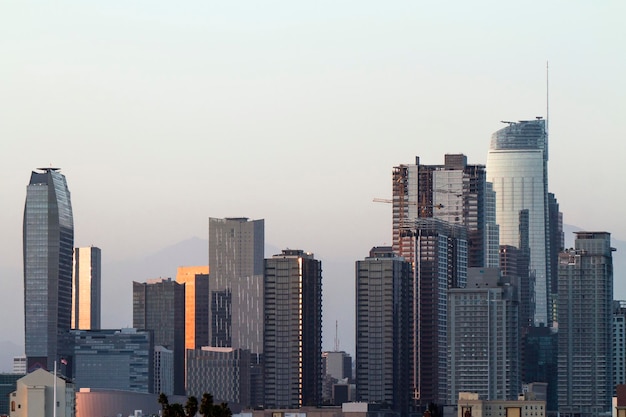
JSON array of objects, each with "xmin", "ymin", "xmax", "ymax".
[{"xmin": 9, "ymin": 368, "xmax": 75, "ymax": 417}]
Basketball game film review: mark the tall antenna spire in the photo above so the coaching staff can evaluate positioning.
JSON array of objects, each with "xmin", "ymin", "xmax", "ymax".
[
  {"xmin": 334, "ymin": 320, "xmax": 340, "ymax": 351},
  {"xmin": 546, "ymin": 60, "xmax": 549, "ymax": 134}
]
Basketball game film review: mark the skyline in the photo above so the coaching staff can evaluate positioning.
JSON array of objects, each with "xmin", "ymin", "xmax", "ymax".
[{"xmin": 1, "ymin": 1, "xmax": 625, "ymax": 369}]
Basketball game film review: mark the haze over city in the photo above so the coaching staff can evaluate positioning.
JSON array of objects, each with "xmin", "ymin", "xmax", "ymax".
[{"xmin": 1, "ymin": 0, "xmax": 625, "ymax": 373}]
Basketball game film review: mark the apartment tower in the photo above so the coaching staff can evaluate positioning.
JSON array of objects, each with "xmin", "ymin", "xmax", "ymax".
[
  {"xmin": 558, "ymin": 232, "xmax": 614, "ymax": 417},
  {"xmin": 23, "ymin": 168, "xmax": 74, "ymax": 371},
  {"xmin": 264, "ymin": 250, "xmax": 322, "ymax": 409},
  {"xmin": 355, "ymin": 247, "xmax": 411, "ymax": 415}
]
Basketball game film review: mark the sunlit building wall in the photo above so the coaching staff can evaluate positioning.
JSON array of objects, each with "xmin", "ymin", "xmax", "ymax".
[
  {"xmin": 175, "ymin": 266, "xmax": 209, "ymax": 350},
  {"xmin": 72, "ymin": 246, "xmax": 101, "ymax": 330}
]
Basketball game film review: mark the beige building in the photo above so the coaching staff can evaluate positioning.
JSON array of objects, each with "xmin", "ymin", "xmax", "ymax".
[
  {"xmin": 9, "ymin": 369, "xmax": 75, "ymax": 417},
  {"xmin": 456, "ymin": 393, "xmax": 545, "ymax": 417}
]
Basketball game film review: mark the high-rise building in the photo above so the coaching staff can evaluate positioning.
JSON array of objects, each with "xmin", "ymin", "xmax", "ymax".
[
  {"xmin": 208, "ymin": 217, "xmax": 264, "ymax": 354},
  {"xmin": 154, "ymin": 345, "xmax": 174, "ymax": 396},
  {"xmin": 133, "ymin": 278, "xmax": 185, "ymax": 395},
  {"xmin": 264, "ymin": 249, "xmax": 322, "ymax": 409},
  {"xmin": 23, "ymin": 168, "xmax": 74, "ymax": 371},
  {"xmin": 447, "ymin": 268, "xmax": 520, "ymax": 404},
  {"xmin": 614, "ymin": 301, "xmax": 626, "ymax": 393},
  {"xmin": 72, "ymin": 246, "xmax": 101, "ymax": 330},
  {"xmin": 522, "ymin": 325, "xmax": 558, "ymax": 413},
  {"xmin": 355, "ymin": 247, "xmax": 411, "ymax": 415},
  {"xmin": 175, "ymin": 266, "xmax": 210, "ymax": 350},
  {"xmin": 558, "ymin": 232, "xmax": 614, "ymax": 417},
  {"xmin": 186, "ymin": 347, "xmax": 251, "ymax": 407},
  {"xmin": 486, "ymin": 119, "xmax": 551, "ymax": 326},
  {"xmin": 392, "ymin": 154, "xmax": 497, "ymax": 269}
]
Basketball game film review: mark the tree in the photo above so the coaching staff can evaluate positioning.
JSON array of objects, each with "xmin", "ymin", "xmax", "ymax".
[
  {"xmin": 213, "ymin": 402, "xmax": 232, "ymax": 417},
  {"xmin": 170, "ymin": 403, "xmax": 185, "ymax": 417},
  {"xmin": 185, "ymin": 396, "xmax": 199, "ymax": 417},
  {"xmin": 199, "ymin": 393, "xmax": 214, "ymax": 417},
  {"xmin": 159, "ymin": 393, "xmax": 172, "ymax": 417}
]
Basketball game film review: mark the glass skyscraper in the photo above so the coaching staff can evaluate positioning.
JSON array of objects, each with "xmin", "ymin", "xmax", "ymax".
[
  {"xmin": 487, "ymin": 119, "xmax": 551, "ymax": 326},
  {"xmin": 23, "ymin": 168, "xmax": 74, "ymax": 372}
]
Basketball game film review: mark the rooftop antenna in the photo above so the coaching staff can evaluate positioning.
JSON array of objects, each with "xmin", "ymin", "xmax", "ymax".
[
  {"xmin": 334, "ymin": 320, "xmax": 340, "ymax": 351},
  {"xmin": 546, "ymin": 60, "xmax": 549, "ymax": 135}
]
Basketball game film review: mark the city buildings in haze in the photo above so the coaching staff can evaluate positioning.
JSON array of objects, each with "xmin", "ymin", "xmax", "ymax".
[
  {"xmin": 558, "ymin": 232, "xmax": 614, "ymax": 417},
  {"xmin": 264, "ymin": 249, "xmax": 322, "ymax": 409},
  {"xmin": 23, "ymin": 168, "xmax": 74, "ymax": 371},
  {"xmin": 72, "ymin": 246, "xmax": 101, "ymax": 330}
]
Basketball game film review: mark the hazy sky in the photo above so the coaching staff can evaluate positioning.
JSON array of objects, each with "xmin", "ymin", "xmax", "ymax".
[{"xmin": 1, "ymin": 1, "xmax": 625, "ymax": 364}]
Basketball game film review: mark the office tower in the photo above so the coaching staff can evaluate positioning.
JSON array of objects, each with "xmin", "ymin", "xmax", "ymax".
[
  {"xmin": 322, "ymin": 351, "xmax": 352, "ymax": 382},
  {"xmin": 447, "ymin": 268, "xmax": 520, "ymax": 404},
  {"xmin": 186, "ymin": 347, "xmax": 251, "ymax": 407},
  {"xmin": 12, "ymin": 356, "xmax": 26, "ymax": 374},
  {"xmin": 405, "ymin": 219, "xmax": 467, "ymax": 407},
  {"xmin": 208, "ymin": 217, "xmax": 264, "ymax": 354},
  {"xmin": 392, "ymin": 154, "xmax": 497, "ymax": 269},
  {"xmin": 486, "ymin": 119, "xmax": 552, "ymax": 326},
  {"xmin": 72, "ymin": 246, "xmax": 101, "ymax": 330},
  {"xmin": 355, "ymin": 247, "xmax": 411, "ymax": 415},
  {"xmin": 72, "ymin": 328, "xmax": 153, "ymax": 393},
  {"xmin": 175, "ymin": 266, "xmax": 209, "ymax": 350},
  {"xmin": 133, "ymin": 278, "xmax": 185, "ymax": 395},
  {"xmin": 558, "ymin": 232, "xmax": 614, "ymax": 417},
  {"xmin": 614, "ymin": 301, "xmax": 626, "ymax": 392},
  {"xmin": 522, "ymin": 325, "xmax": 558, "ymax": 413},
  {"xmin": 23, "ymin": 168, "xmax": 74, "ymax": 371},
  {"xmin": 264, "ymin": 250, "xmax": 322, "ymax": 409}
]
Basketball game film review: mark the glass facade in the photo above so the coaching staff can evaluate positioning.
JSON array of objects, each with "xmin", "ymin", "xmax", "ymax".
[
  {"xmin": 72, "ymin": 246, "xmax": 102, "ymax": 330},
  {"xmin": 487, "ymin": 120, "xmax": 550, "ymax": 326},
  {"xmin": 23, "ymin": 168, "xmax": 74, "ymax": 371}
]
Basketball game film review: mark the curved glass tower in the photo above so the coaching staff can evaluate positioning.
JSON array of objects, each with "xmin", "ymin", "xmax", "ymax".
[
  {"xmin": 23, "ymin": 168, "xmax": 74, "ymax": 371},
  {"xmin": 487, "ymin": 119, "xmax": 550, "ymax": 326}
]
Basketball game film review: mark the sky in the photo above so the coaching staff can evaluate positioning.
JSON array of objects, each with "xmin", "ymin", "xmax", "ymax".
[{"xmin": 1, "ymin": 1, "xmax": 625, "ymax": 367}]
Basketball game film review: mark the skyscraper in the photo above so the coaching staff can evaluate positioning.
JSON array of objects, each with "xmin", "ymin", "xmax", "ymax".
[
  {"xmin": 133, "ymin": 278, "xmax": 185, "ymax": 395},
  {"xmin": 486, "ymin": 119, "xmax": 551, "ymax": 326},
  {"xmin": 355, "ymin": 247, "xmax": 411, "ymax": 415},
  {"xmin": 72, "ymin": 246, "xmax": 101, "ymax": 330},
  {"xmin": 264, "ymin": 249, "xmax": 322, "ymax": 409},
  {"xmin": 392, "ymin": 154, "xmax": 498, "ymax": 268},
  {"xmin": 23, "ymin": 168, "xmax": 74, "ymax": 371},
  {"xmin": 558, "ymin": 232, "xmax": 614, "ymax": 417},
  {"xmin": 175, "ymin": 266, "xmax": 210, "ymax": 350},
  {"xmin": 408, "ymin": 219, "xmax": 467, "ymax": 407},
  {"xmin": 447, "ymin": 268, "xmax": 520, "ymax": 403},
  {"xmin": 208, "ymin": 217, "xmax": 264, "ymax": 354}
]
